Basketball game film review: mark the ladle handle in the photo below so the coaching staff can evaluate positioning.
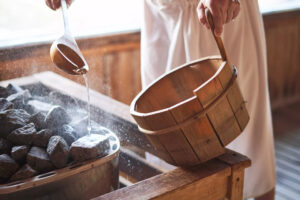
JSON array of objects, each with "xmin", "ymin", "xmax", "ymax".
[
  {"xmin": 205, "ymin": 9, "xmax": 228, "ymax": 61},
  {"xmin": 61, "ymin": 0, "xmax": 70, "ymax": 34}
]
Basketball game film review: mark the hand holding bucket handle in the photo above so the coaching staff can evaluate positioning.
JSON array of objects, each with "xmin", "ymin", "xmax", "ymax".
[{"xmin": 205, "ymin": 9, "xmax": 228, "ymax": 61}]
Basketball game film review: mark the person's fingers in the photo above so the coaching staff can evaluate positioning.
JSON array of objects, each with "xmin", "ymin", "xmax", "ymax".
[
  {"xmin": 66, "ymin": 0, "xmax": 73, "ymax": 6},
  {"xmin": 226, "ymin": 2, "xmax": 235, "ymax": 23},
  {"xmin": 217, "ymin": 2, "xmax": 228, "ymax": 25},
  {"xmin": 212, "ymin": 12, "xmax": 223, "ymax": 36},
  {"xmin": 52, "ymin": 0, "xmax": 60, "ymax": 10},
  {"xmin": 45, "ymin": 0, "xmax": 54, "ymax": 10},
  {"xmin": 208, "ymin": 7, "xmax": 223, "ymax": 36},
  {"xmin": 46, "ymin": 0, "xmax": 73, "ymax": 10},
  {"xmin": 212, "ymin": 13, "xmax": 223, "ymax": 37},
  {"xmin": 198, "ymin": 3, "xmax": 208, "ymax": 27},
  {"xmin": 232, "ymin": 2, "xmax": 240, "ymax": 19}
]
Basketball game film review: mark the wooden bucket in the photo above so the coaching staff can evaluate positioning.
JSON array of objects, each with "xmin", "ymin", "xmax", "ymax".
[{"xmin": 130, "ymin": 10, "xmax": 249, "ymax": 166}]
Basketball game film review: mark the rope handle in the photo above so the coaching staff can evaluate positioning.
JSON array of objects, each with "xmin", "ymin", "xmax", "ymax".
[
  {"xmin": 205, "ymin": 9, "xmax": 228, "ymax": 61},
  {"xmin": 138, "ymin": 66, "xmax": 239, "ymax": 135}
]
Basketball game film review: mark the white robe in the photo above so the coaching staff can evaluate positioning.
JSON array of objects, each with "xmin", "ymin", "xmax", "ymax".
[{"xmin": 141, "ymin": 0, "xmax": 276, "ymax": 198}]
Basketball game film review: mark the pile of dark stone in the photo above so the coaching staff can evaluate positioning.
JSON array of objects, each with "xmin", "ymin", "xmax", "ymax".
[{"xmin": 0, "ymin": 83, "xmax": 110, "ymax": 184}]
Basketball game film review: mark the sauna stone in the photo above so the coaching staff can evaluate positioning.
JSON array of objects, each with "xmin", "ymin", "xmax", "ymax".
[
  {"xmin": 11, "ymin": 145, "xmax": 29, "ymax": 163},
  {"xmin": 27, "ymin": 100, "xmax": 53, "ymax": 114},
  {"xmin": 0, "ymin": 138, "xmax": 12, "ymax": 154},
  {"xmin": 0, "ymin": 86, "xmax": 9, "ymax": 98},
  {"xmin": 45, "ymin": 106, "xmax": 71, "ymax": 129},
  {"xmin": 55, "ymin": 125, "xmax": 76, "ymax": 146},
  {"xmin": 33, "ymin": 129, "xmax": 52, "ymax": 148},
  {"xmin": 47, "ymin": 136, "xmax": 69, "ymax": 168},
  {"xmin": 27, "ymin": 146, "xmax": 54, "ymax": 172},
  {"xmin": 6, "ymin": 83, "xmax": 24, "ymax": 95},
  {"xmin": 29, "ymin": 112, "xmax": 46, "ymax": 131},
  {"xmin": 0, "ymin": 98, "xmax": 13, "ymax": 112},
  {"xmin": 70, "ymin": 117, "xmax": 100, "ymax": 138},
  {"xmin": 7, "ymin": 123, "xmax": 37, "ymax": 145},
  {"xmin": 10, "ymin": 164, "xmax": 38, "ymax": 182},
  {"xmin": 49, "ymin": 91, "xmax": 78, "ymax": 106},
  {"xmin": 70, "ymin": 134, "xmax": 110, "ymax": 162},
  {"xmin": 0, "ymin": 109, "xmax": 31, "ymax": 138},
  {"xmin": 6, "ymin": 90, "xmax": 31, "ymax": 109},
  {"xmin": 70, "ymin": 117, "xmax": 89, "ymax": 138},
  {"xmin": 0, "ymin": 154, "xmax": 19, "ymax": 179}
]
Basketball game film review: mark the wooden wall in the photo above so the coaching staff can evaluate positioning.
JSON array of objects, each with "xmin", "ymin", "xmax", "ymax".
[
  {"xmin": 263, "ymin": 10, "xmax": 300, "ymax": 109},
  {"xmin": 0, "ymin": 32, "xmax": 141, "ymax": 105},
  {"xmin": 0, "ymin": 9, "xmax": 299, "ymax": 109}
]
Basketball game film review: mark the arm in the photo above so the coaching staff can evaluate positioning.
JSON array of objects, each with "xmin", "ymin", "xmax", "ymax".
[{"xmin": 197, "ymin": 0, "xmax": 240, "ymax": 36}]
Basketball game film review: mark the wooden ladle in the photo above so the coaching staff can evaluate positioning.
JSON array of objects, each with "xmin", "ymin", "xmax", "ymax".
[{"xmin": 50, "ymin": 0, "xmax": 88, "ymax": 75}]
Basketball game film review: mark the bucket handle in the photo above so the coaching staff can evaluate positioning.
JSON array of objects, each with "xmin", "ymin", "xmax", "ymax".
[{"xmin": 205, "ymin": 9, "xmax": 228, "ymax": 61}]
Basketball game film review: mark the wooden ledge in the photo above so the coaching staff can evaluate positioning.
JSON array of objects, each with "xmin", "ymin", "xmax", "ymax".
[
  {"xmin": 217, "ymin": 149, "xmax": 251, "ymax": 170},
  {"xmin": 95, "ymin": 150, "xmax": 250, "ymax": 200}
]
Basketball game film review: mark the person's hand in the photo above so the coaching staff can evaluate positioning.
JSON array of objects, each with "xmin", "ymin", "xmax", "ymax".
[
  {"xmin": 197, "ymin": 0, "xmax": 240, "ymax": 37},
  {"xmin": 45, "ymin": 0, "xmax": 73, "ymax": 10}
]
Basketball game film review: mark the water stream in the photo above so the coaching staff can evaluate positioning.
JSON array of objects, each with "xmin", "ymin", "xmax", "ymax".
[{"xmin": 83, "ymin": 74, "xmax": 91, "ymax": 135}]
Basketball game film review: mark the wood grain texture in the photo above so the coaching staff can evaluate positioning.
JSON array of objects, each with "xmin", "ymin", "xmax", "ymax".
[
  {"xmin": 95, "ymin": 159, "xmax": 231, "ymax": 200},
  {"xmin": 95, "ymin": 149, "xmax": 251, "ymax": 200},
  {"xmin": 170, "ymin": 97, "xmax": 225, "ymax": 163},
  {"xmin": 263, "ymin": 10, "xmax": 300, "ymax": 109},
  {"xmin": 217, "ymin": 149, "xmax": 251, "ymax": 200},
  {"xmin": 0, "ymin": 31, "xmax": 141, "ymax": 105},
  {"xmin": 228, "ymin": 169, "xmax": 245, "ymax": 200},
  {"xmin": 194, "ymin": 61, "xmax": 244, "ymax": 146},
  {"xmin": 131, "ymin": 57, "xmax": 248, "ymax": 166}
]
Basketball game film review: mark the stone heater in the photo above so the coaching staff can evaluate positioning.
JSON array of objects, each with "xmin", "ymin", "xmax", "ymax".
[{"xmin": 0, "ymin": 72, "xmax": 119, "ymax": 200}]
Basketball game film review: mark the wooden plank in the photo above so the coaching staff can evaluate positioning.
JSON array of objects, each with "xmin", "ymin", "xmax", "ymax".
[
  {"xmin": 131, "ymin": 116, "xmax": 175, "ymax": 164},
  {"xmin": 275, "ymin": 184, "xmax": 300, "ymax": 200},
  {"xmin": 276, "ymin": 174, "xmax": 300, "ymax": 195},
  {"xmin": 206, "ymin": 98, "xmax": 241, "ymax": 146},
  {"xmin": 153, "ymin": 175, "xmax": 228, "ymax": 200},
  {"xmin": 144, "ymin": 134, "xmax": 176, "ymax": 165},
  {"xmin": 217, "ymin": 149, "xmax": 251, "ymax": 170},
  {"xmin": 148, "ymin": 111, "xmax": 200, "ymax": 166},
  {"xmin": 227, "ymin": 169, "xmax": 244, "ymax": 200},
  {"xmin": 94, "ymin": 149, "xmax": 250, "ymax": 200},
  {"xmin": 136, "ymin": 110, "xmax": 199, "ymax": 165},
  {"xmin": 194, "ymin": 62, "xmax": 242, "ymax": 146},
  {"xmin": 217, "ymin": 149, "xmax": 250, "ymax": 200},
  {"xmin": 276, "ymin": 141, "xmax": 300, "ymax": 158},
  {"xmin": 170, "ymin": 97, "xmax": 225, "ymax": 162},
  {"xmin": 276, "ymin": 159, "xmax": 300, "ymax": 176},
  {"xmin": 117, "ymin": 50, "xmax": 139, "ymax": 104},
  {"xmin": 157, "ymin": 129, "xmax": 200, "ymax": 166},
  {"xmin": 276, "ymin": 146, "xmax": 300, "ymax": 162},
  {"xmin": 0, "ymin": 31, "xmax": 141, "ymax": 107},
  {"xmin": 94, "ymin": 159, "xmax": 231, "ymax": 200},
  {"xmin": 263, "ymin": 10, "xmax": 300, "ymax": 108},
  {"xmin": 217, "ymin": 63, "xmax": 249, "ymax": 131}
]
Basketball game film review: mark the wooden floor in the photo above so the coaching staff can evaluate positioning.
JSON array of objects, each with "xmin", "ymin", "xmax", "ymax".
[{"xmin": 272, "ymin": 102, "xmax": 300, "ymax": 200}]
